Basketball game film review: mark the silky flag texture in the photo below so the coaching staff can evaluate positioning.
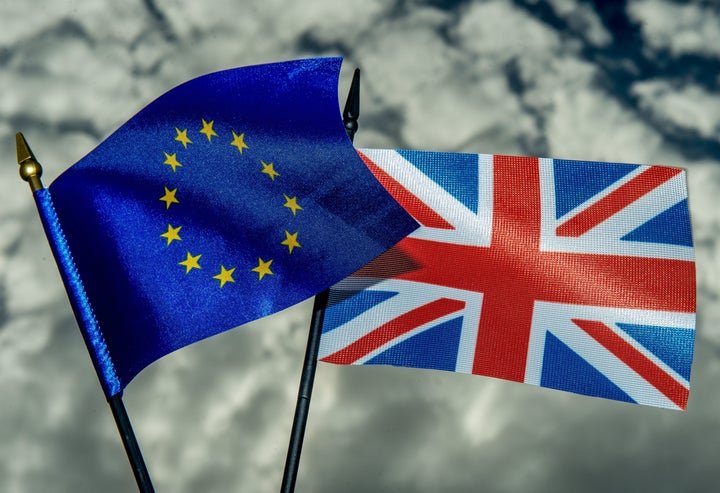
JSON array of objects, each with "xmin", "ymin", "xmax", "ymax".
[
  {"xmin": 319, "ymin": 149, "xmax": 696, "ymax": 410},
  {"xmin": 38, "ymin": 58, "xmax": 418, "ymax": 397}
]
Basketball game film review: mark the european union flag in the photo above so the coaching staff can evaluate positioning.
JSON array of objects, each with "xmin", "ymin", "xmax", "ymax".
[{"xmin": 35, "ymin": 58, "xmax": 418, "ymax": 397}]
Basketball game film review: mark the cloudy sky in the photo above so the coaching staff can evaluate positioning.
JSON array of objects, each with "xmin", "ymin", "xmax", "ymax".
[{"xmin": 2, "ymin": 0, "xmax": 720, "ymax": 491}]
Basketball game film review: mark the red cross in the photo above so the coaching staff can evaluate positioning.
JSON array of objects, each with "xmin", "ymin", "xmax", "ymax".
[{"xmin": 341, "ymin": 154, "xmax": 695, "ymax": 385}]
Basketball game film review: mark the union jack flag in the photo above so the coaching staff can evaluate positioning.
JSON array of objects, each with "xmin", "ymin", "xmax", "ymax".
[{"xmin": 319, "ymin": 149, "xmax": 696, "ymax": 410}]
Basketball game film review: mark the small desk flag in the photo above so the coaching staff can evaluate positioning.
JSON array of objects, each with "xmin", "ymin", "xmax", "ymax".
[
  {"xmin": 35, "ymin": 59, "xmax": 418, "ymax": 396},
  {"xmin": 319, "ymin": 149, "xmax": 696, "ymax": 410}
]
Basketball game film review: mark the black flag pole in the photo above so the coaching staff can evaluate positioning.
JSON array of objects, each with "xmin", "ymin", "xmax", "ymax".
[
  {"xmin": 108, "ymin": 394, "xmax": 155, "ymax": 492},
  {"xmin": 280, "ymin": 68, "xmax": 360, "ymax": 493},
  {"xmin": 15, "ymin": 133, "xmax": 155, "ymax": 493}
]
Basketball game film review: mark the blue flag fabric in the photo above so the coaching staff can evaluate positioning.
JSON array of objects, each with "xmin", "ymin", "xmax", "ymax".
[{"xmin": 39, "ymin": 58, "xmax": 418, "ymax": 396}]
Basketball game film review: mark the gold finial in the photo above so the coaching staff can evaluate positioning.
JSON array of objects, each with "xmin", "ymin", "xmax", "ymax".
[{"xmin": 16, "ymin": 132, "xmax": 44, "ymax": 192}]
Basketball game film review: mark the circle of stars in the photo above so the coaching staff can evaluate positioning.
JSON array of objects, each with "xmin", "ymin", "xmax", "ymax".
[{"xmin": 158, "ymin": 118, "xmax": 304, "ymax": 287}]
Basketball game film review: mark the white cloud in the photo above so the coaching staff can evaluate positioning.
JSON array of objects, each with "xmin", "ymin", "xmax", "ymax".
[
  {"xmin": 632, "ymin": 80, "xmax": 720, "ymax": 140},
  {"xmin": 629, "ymin": 0, "xmax": 720, "ymax": 57}
]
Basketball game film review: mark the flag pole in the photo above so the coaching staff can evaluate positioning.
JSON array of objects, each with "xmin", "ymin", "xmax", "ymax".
[
  {"xmin": 279, "ymin": 68, "xmax": 360, "ymax": 493},
  {"xmin": 108, "ymin": 394, "xmax": 155, "ymax": 492},
  {"xmin": 15, "ymin": 133, "xmax": 155, "ymax": 493}
]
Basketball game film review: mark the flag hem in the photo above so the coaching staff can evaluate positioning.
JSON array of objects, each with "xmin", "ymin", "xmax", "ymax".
[{"xmin": 33, "ymin": 188, "xmax": 122, "ymax": 396}]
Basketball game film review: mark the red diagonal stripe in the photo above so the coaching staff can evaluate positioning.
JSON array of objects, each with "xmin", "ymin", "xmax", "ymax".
[
  {"xmin": 321, "ymin": 297, "xmax": 465, "ymax": 365},
  {"xmin": 359, "ymin": 151, "xmax": 454, "ymax": 230},
  {"xmin": 557, "ymin": 166, "xmax": 683, "ymax": 237},
  {"xmin": 572, "ymin": 319, "xmax": 689, "ymax": 409}
]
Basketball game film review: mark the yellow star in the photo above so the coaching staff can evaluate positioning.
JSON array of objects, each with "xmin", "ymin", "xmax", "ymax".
[
  {"xmin": 163, "ymin": 152, "xmax": 183, "ymax": 172},
  {"xmin": 230, "ymin": 130, "xmax": 249, "ymax": 154},
  {"xmin": 179, "ymin": 251, "xmax": 202, "ymax": 273},
  {"xmin": 281, "ymin": 230, "xmax": 301, "ymax": 254},
  {"xmin": 283, "ymin": 194, "xmax": 303, "ymax": 216},
  {"xmin": 251, "ymin": 257, "xmax": 273, "ymax": 280},
  {"xmin": 160, "ymin": 224, "xmax": 182, "ymax": 245},
  {"xmin": 199, "ymin": 118, "xmax": 218, "ymax": 142},
  {"xmin": 159, "ymin": 186, "xmax": 179, "ymax": 209},
  {"xmin": 174, "ymin": 127, "xmax": 193, "ymax": 148},
  {"xmin": 213, "ymin": 265, "xmax": 236, "ymax": 287},
  {"xmin": 261, "ymin": 161, "xmax": 280, "ymax": 180}
]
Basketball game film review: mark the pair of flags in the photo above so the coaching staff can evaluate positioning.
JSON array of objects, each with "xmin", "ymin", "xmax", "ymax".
[{"xmin": 32, "ymin": 57, "xmax": 696, "ymax": 409}]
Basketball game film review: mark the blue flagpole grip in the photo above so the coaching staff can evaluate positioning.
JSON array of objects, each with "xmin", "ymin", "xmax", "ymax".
[{"xmin": 32, "ymin": 187, "xmax": 122, "ymax": 396}]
